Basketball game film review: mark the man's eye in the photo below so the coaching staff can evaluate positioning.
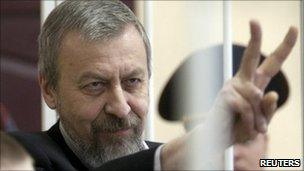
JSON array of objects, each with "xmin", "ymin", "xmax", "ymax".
[
  {"xmin": 124, "ymin": 78, "xmax": 141, "ymax": 88},
  {"xmin": 83, "ymin": 82, "xmax": 105, "ymax": 94}
]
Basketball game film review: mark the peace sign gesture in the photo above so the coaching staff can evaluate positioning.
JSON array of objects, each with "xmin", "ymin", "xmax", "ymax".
[
  {"xmin": 160, "ymin": 21, "xmax": 298, "ymax": 170},
  {"xmin": 222, "ymin": 20, "xmax": 298, "ymax": 142}
]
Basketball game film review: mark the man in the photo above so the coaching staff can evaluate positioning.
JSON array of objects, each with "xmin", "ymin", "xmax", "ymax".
[
  {"xmin": 10, "ymin": 1, "xmax": 298, "ymax": 170},
  {"xmin": 13, "ymin": 1, "xmax": 158, "ymax": 170}
]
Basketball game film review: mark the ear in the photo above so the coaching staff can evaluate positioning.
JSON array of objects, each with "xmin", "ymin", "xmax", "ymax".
[{"xmin": 38, "ymin": 73, "xmax": 58, "ymax": 109}]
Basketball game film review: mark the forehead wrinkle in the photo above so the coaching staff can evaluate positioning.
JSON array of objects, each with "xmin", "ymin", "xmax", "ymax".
[
  {"xmin": 59, "ymin": 25, "xmax": 148, "ymax": 84},
  {"xmin": 120, "ymin": 67, "xmax": 146, "ymax": 79},
  {"xmin": 60, "ymin": 26, "xmax": 146, "ymax": 66},
  {"xmin": 77, "ymin": 71, "xmax": 108, "ymax": 83}
]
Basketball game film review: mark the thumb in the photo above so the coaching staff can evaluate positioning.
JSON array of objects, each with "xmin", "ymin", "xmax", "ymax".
[{"xmin": 261, "ymin": 91, "xmax": 279, "ymax": 124}]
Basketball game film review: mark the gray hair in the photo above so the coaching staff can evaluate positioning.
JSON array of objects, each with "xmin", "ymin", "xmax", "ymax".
[{"xmin": 38, "ymin": 0, "xmax": 151, "ymax": 89}]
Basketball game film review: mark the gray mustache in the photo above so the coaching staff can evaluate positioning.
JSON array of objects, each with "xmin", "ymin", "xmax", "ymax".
[{"xmin": 91, "ymin": 114, "xmax": 140, "ymax": 134}]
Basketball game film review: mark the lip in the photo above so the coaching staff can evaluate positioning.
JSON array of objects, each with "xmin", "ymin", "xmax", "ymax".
[
  {"xmin": 112, "ymin": 128, "xmax": 131, "ymax": 136},
  {"xmin": 102, "ymin": 128, "xmax": 132, "ymax": 137}
]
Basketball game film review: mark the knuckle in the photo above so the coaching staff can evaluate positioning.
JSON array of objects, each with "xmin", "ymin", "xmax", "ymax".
[
  {"xmin": 242, "ymin": 103, "xmax": 251, "ymax": 113},
  {"xmin": 229, "ymin": 99, "xmax": 239, "ymax": 109},
  {"xmin": 255, "ymin": 69, "xmax": 264, "ymax": 77},
  {"xmin": 252, "ymin": 89, "xmax": 263, "ymax": 101},
  {"xmin": 220, "ymin": 84, "xmax": 233, "ymax": 96},
  {"xmin": 257, "ymin": 66, "xmax": 273, "ymax": 78},
  {"xmin": 244, "ymin": 83, "xmax": 262, "ymax": 102}
]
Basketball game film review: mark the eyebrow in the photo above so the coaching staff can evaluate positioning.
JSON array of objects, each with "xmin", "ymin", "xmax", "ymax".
[
  {"xmin": 77, "ymin": 71, "xmax": 108, "ymax": 85},
  {"xmin": 77, "ymin": 68, "xmax": 147, "ymax": 85},
  {"xmin": 122, "ymin": 68, "xmax": 146, "ymax": 79}
]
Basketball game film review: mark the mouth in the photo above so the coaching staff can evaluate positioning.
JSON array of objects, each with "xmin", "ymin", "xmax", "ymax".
[
  {"xmin": 111, "ymin": 128, "xmax": 132, "ymax": 136},
  {"xmin": 101, "ymin": 127, "xmax": 132, "ymax": 137}
]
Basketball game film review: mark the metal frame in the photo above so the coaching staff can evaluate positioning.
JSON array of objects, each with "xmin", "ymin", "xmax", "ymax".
[
  {"xmin": 300, "ymin": 0, "xmax": 304, "ymax": 165},
  {"xmin": 144, "ymin": 1, "xmax": 155, "ymax": 141},
  {"xmin": 223, "ymin": 1, "xmax": 234, "ymax": 170},
  {"xmin": 40, "ymin": 0, "xmax": 58, "ymax": 131}
]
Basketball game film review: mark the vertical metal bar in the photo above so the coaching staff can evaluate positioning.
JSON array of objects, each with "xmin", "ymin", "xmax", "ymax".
[
  {"xmin": 223, "ymin": 0, "xmax": 234, "ymax": 170},
  {"xmin": 40, "ymin": 0, "xmax": 58, "ymax": 131},
  {"xmin": 223, "ymin": 1, "xmax": 233, "ymax": 82},
  {"xmin": 300, "ymin": 0, "xmax": 304, "ymax": 166},
  {"xmin": 144, "ymin": 0, "xmax": 155, "ymax": 141}
]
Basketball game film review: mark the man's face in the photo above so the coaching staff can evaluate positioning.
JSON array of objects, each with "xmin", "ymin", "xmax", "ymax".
[{"xmin": 53, "ymin": 25, "xmax": 149, "ymax": 166}]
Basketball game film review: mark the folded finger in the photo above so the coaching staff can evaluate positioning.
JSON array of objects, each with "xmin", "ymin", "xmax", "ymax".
[
  {"xmin": 233, "ymin": 81, "xmax": 267, "ymax": 133},
  {"xmin": 261, "ymin": 91, "xmax": 279, "ymax": 123},
  {"xmin": 233, "ymin": 81, "xmax": 263, "ymax": 120},
  {"xmin": 228, "ymin": 89, "xmax": 256, "ymax": 138}
]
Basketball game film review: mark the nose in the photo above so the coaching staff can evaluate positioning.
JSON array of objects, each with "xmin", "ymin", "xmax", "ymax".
[{"xmin": 104, "ymin": 85, "xmax": 131, "ymax": 118}]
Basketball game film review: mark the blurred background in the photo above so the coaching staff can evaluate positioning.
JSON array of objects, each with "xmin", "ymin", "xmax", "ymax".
[
  {"xmin": 1, "ymin": 1, "xmax": 41, "ymax": 131},
  {"xmin": 1, "ymin": 1, "xmax": 302, "ymax": 170}
]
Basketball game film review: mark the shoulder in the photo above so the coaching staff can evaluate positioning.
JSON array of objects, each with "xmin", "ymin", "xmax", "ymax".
[
  {"xmin": 10, "ymin": 125, "xmax": 67, "ymax": 160},
  {"xmin": 9, "ymin": 131, "xmax": 57, "ymax": 170},
  {"xmin": 9, "ymin": 127, "xmax": 80, "ymax": 171}
]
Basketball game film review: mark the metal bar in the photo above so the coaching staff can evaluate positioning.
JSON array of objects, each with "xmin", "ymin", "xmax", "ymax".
[
  {"xmin": 300, "ymin": 0, "xmax": 304, "ymax": 165},
  {"xmin": 40, "ymin": 0, "xmax": 58, "ymax": 131},
  {"xmin": 144, "ymin": 0, "xmax": 155, "ymax": 141},
  {"xmin": 223, "ymin": 1, "xmax": 234, "ymax": 170}
]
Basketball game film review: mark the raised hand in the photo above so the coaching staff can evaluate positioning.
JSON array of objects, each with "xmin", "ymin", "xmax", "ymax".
[
  {"xmin": 220, "ymin": 20, "xmax": 298, "ymax": 142},
  {"xmin": 161, "ymin": 21, "xmax": 298, "ymax": 170}
]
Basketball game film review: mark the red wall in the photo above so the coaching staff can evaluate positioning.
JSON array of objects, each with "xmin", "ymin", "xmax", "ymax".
[
  {"xmin": 1, "ymin": 1, "xmax": 41, "ymax": 131},
  {"xmin": 0, "ymin": 0, "xmax": 135, "ymax": 132}
]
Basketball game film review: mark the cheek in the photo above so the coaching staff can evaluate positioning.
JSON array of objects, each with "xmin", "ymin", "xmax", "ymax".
[
  {"xmin": 57, "ymin": 75, "xmax": 104, "ymax": 121},
  {"xmin": 128, "ymin": 95, "xmax": 149, "ymax": 121},
  {"xmin": 58, "ymin": 91, "xmax": 105, "ymax": 130},
  {"xmin": 64, "ymin": 96, "xmax": 102, "ymax": 119},
  {"xmin": 58, "ymin": 94, "xmax": 105, "ymax": 140}
]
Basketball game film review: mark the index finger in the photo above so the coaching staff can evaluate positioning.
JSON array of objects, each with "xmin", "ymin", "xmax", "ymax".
[
  {"xmin": 256, "ymin": 27, "xmax": 298, "ymax": 90},
  {"xmin": 237, "ymin": 20, "xmax": 262, "ymax": 81}
]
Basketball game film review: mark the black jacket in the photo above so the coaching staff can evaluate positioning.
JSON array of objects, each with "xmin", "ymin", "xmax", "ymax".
[{"xmin": 11, "ymin": 122, "xmax": 161, "ymax": 171}]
